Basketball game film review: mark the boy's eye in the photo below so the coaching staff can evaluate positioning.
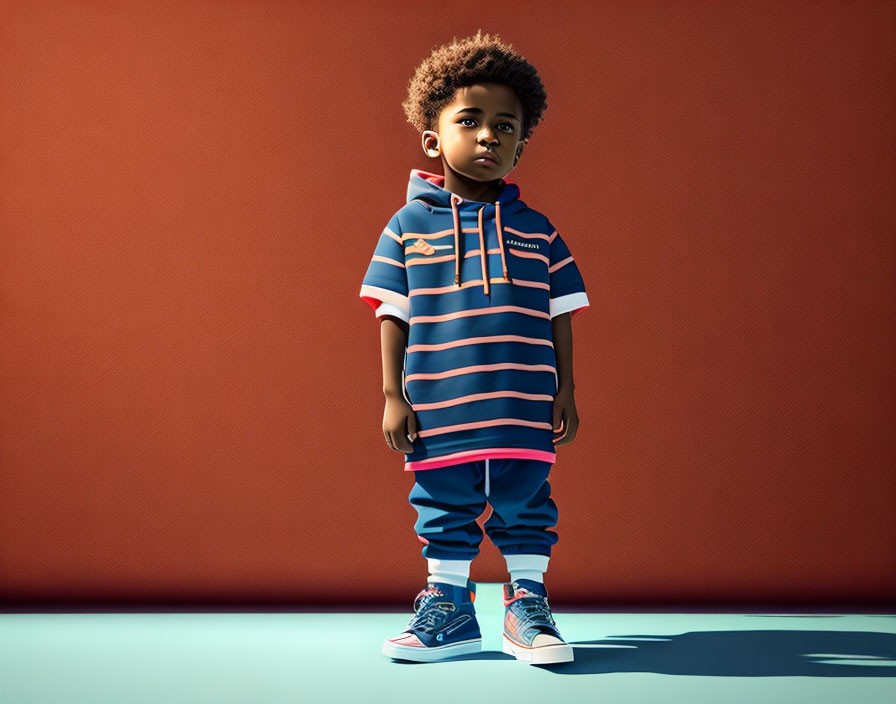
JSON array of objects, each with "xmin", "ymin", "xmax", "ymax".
[{"xmin": 459, "ymin": 117, "xmax": 514, "ymax": 133}]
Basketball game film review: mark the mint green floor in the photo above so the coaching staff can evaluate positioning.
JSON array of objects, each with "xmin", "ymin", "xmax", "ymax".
[{"xmin": 1, "ymin": 583, "xmax": 894, "ymax": 704}]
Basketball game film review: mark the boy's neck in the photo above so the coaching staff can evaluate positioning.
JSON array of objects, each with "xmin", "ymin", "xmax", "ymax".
[{"xmin": 441, "ymin": 168, "xmax": 504, "ymax": 204}]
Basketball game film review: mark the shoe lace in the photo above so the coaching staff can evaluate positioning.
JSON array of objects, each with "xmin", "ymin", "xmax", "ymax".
[
  {"xmin": 407, "ymin": 601, "xmax": 455, "ymax": 633},
  {"xmin": 516, "ymin": 595, "xmax": 557, "ymax": 628}
]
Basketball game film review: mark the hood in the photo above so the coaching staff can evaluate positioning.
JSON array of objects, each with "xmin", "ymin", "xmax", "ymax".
[{"xmin": 406, "ymin": 168, "xmax": 526, "ymax": 295}]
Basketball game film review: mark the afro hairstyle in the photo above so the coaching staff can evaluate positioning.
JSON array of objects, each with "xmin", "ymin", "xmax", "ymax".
[{"xmin": 402, "ymin": 29, "xmax": 548, "ymax": 144}]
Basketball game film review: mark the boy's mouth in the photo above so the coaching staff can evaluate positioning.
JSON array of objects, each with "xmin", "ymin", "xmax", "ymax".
[{"xmin": 473, "ymin": 153, "xmax": 498, "ymax": 165}]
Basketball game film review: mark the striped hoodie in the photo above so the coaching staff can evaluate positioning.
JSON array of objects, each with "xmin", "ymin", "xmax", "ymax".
[{"xmin": 360, "ymin": 168, "xmax": 589, "ymax": 471}]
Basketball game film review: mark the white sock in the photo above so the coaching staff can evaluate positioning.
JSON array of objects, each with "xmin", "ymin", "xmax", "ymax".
[
  {"xmin": 505, "ymin": 554, "xmax": 549, "ymax": 584},
  {"xmin": 427, "ymin": 557, "xmax": 472, "ymax": 588}
]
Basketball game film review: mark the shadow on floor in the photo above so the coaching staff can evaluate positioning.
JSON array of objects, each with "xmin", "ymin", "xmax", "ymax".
[{"xmin": 391, "ymin": 630, "xmax": 896, "ymax": 676}]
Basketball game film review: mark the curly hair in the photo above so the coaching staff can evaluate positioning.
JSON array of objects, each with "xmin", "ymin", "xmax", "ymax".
[{"xmin": 402, "ymin": 29, "xmax": 548, "ymax": 144}]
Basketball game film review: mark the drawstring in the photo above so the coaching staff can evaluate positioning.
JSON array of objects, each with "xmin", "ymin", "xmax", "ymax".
[
  {"xmin": 450, "ymin": 194, "xmax": 512, "ymax": 296},
  {"xmin": 477, "ymin": 206, "xmax": 489, "ymax": 295},
  {"xmin": 451, "ymin": 194, "xmax": 463, "ymax": 287},
  {"xmin": 495, "ymin": 200, "xmax": 512, "ymax": 284}
]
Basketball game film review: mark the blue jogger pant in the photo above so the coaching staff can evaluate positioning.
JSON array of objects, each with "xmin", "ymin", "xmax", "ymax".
[{"xmin": 408, "ymin": 458, "xmax": 559, "ymax": 560}]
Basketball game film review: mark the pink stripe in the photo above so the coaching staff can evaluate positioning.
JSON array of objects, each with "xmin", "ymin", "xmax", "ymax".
[
  {"xmin": 406, "ymin": 253, "xmax": 455, "ymax": 266},
  {"xmin": 503, "ymin": 227, "xmax": 550, "ymax": 241},
  {"xmin": 371, "ymin": 254, "xmax": 405, "ymax": 268},
  {"xmin": 403, "ymin": 227, "xmax": 456, "ymax": 239},
  {"xmin": 511, "ymin": 279, "xmax": 550, "ymax": 290},
  {"xmin": 548, "ymin": 230, "xmax": 558, "ymax": 243},
  {"xmin": 383, "ymin": 227, "xmax": 402, "ymax": 244},
  {"xmin": 405, "ymin": 362, "xmax": 556, "ymax": 382},
  {"xmin": 411, "ymin": 305, "xmax": 549, "ymax": 324},
  {"xmin": 405, "ymin": 448, "xmax": 556, "ymax": 471},
  {"xmin": 509, "ymin": 248, "xmax": 549, "ymax": 265},
  {"xmin": 415, "ymin": 247, "xmax": 507, "ymax": 255},
  {"xmin": 403, "ymin": 227, "xmax": 484, "ymax": 239},
  {"xmin": 410, "ymin": 278, "xmax": 548, "ymax": 296},
  {"xmin": 407, "ymin": 334, "xmax": 553, "ymax": 353},
  {"xmin": 411, "ymin": 390, "xmax": 554, "ymax": 411},
  {"xmin": 407, "ymin": 249, "xmax": 482, "ymax": 266},
  {"xmin": 417, "ymin": 418, "xmax": 553, "ymax": 438},
  {"xmin": 548, "ymin": 256, "xmax": 574, "ymax": 273}
]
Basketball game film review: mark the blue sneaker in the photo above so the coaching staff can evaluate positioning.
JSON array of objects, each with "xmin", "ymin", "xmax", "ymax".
[
  {"xmin": 382, "ymin": 580, "xmax": 482, "ymax": 661},
  {"xmin": 502, "ymin": 578, "xmax": 574, "ymax": 664}
]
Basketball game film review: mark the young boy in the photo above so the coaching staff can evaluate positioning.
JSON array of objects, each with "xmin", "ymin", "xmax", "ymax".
[{"xmin": 359, "ymin": 30, "xmax": 588, "ymax": 665}]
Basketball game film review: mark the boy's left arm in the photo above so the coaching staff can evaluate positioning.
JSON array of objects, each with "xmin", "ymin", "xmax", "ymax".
[{"xmin": 551, "ymin": 311, "xmax": 578, "ymax": 445}]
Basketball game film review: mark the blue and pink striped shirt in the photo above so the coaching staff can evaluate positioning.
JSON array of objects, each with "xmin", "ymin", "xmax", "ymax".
[{"xmin": 360, "ymin": 169, "xmax": 589, "ymax": 471}]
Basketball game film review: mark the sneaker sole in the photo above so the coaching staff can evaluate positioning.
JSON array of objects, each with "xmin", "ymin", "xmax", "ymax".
[
  {"xmin": 382, "ymin": 636, "xmax": 482, "ymax": 662},
  {"xmin": 502, "ymin": 633, "xmax": 574, "ymax": 664}
]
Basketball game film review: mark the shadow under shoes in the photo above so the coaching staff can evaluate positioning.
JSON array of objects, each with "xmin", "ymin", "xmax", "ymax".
[
  {"xmin": 502, "ymin": 578, "xmax": 574, "ymax": 664},
  {"xmin": 382, "ymin": 580, "xmax": 482, "ymax": 662}
]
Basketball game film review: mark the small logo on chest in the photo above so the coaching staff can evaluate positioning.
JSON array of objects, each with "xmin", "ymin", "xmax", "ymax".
[
  {"xmin": 407, "ymin": 238, "xmax": 436, "ymax": 255},
  {"xmin": 505, "ymin": 238, "xmax": 540, "ymax": 250}
]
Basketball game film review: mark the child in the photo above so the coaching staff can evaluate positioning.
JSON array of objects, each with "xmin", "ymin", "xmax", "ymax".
[{"xmin": 359, "ymin": 30, "xmax": 589, "ymax": 665}]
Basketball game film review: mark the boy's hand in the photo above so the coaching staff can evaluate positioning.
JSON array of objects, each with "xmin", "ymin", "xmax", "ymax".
[
  {"xmin": 383, "ymin": 392, "xmax": 419, "ymax": 453},
  {"xmin": 552, "ymin": 385, "xmax": 579, "ymax": 445}
]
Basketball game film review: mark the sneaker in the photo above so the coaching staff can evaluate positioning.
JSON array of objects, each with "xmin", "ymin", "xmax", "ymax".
[
  {"xmin": 502, "ymin": 578, "xmax": 574, "ymax": 664},
  {"xmin": 382, "ymin": 580, "xmax": 482, "ymax": 662}
]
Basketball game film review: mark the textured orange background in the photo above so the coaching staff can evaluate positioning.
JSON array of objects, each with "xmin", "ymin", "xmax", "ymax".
[{"xmin": 1, "ymin": 1, "xmax": 894, "ymax": 608}]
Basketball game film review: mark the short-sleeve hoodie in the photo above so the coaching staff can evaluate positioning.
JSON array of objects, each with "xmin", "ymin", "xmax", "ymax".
[{"xmin": 360, "ymin": 168, "xmax": 589, "ymax": 471}]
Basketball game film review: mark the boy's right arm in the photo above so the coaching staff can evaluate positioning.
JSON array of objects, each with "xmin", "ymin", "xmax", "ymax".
[
  {"xmin": 380, "ymin": 316, "xmax": 407, "ymax": 398},
  {"xmin": 358, "ymin": 213, "xmax": 416, "ymax": 452},
  {"xmin": 380, "ymin": 316, "xmax": 417, "ymax": 452}
]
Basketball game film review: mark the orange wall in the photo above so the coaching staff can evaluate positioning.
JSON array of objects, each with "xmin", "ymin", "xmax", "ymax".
[{"xmin": 0, "ymin": 1, "xmax": 893, "ymax": 607}]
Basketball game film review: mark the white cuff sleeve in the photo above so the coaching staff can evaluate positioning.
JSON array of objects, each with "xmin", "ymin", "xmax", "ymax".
[
  {"xmin": 375, "ymin": 301, "xmax": 409, "ymax": 323},
  {"xmin": 550, "ymin": 291, "xmax": 590, "ymax": 318}
]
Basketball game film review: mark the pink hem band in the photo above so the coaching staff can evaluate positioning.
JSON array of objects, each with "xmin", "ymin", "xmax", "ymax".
[{"xmin": 404, "ymin": 448, "xmax": 556, "ymax": 471}]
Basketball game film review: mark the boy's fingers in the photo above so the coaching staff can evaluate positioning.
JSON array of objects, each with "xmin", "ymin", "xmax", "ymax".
[
  {"xmin": 387, "ymin": 429, "xmax": 407, "ymax": 452},
  {"xmin": 553, "ymin": 417, "xmax": 568, "ymax": 443},
  {"xmin": 385, "ymin": 420, "xmax": 416, "ymax": 451},
  {"xmin": 400, "ymin": 421, "xmax": 415, "ymax": 451}
]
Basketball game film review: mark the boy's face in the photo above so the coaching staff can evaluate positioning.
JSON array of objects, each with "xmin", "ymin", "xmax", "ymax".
[{"xmin": 435, "ymin": 83, "xmax": 525, "ymax": 183}]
